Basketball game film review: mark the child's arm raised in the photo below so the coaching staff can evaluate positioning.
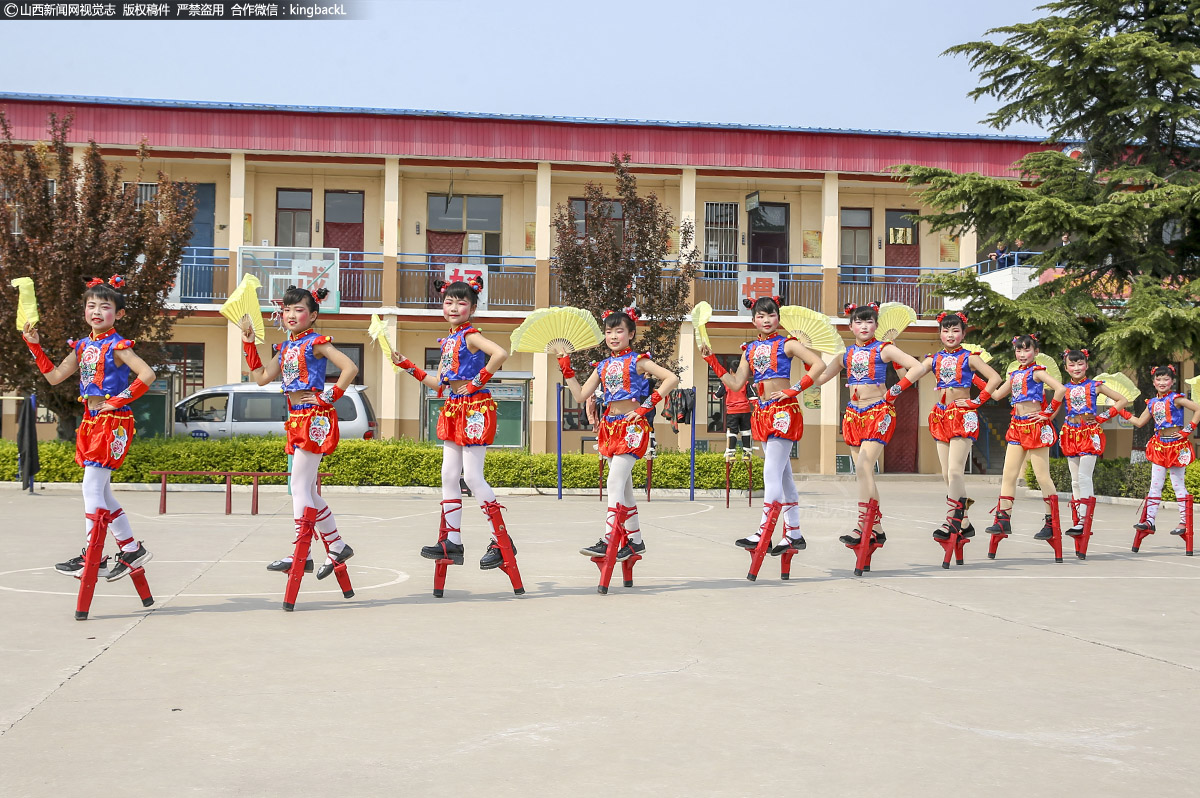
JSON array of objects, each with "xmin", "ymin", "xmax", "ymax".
[
  {"xmin": 22, "ymin": 322, "xmax": 79, "ymax": 386},
  {"xmin": 554, "ymin": 347, "xmax": 601, "ymax": 405},
  {"xmin": 241, "ymin": 315, "xmax": 282, "ymax": 386},
  {"xmin": 699, "ymin": 344, "xmax": 751, "ymax": 392}
]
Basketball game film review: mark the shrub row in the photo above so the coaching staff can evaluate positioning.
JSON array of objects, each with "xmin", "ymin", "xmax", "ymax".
[
  {"xmin": 1024, "ymin": 457, "xmax": 1200, "ymax": 501},
  {"xmin": 0, "ymin": 438, "xmax": 764, "ymax": 491}
]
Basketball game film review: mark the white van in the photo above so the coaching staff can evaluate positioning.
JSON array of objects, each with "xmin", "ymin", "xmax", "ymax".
[{"xmin": 174, "ymin": 382, "xmax": 378, "ymax": 441}]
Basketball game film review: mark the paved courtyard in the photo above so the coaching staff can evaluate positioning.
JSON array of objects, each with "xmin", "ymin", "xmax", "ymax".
[{"xmin": 1, "ymin": 477, "xmax": 1197, "ymax": 797}]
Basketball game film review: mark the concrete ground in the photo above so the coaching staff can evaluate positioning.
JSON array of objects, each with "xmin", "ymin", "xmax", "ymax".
[{"xmin": 1, "ymin": 477, "xmax": 1197, "ymax": 797}]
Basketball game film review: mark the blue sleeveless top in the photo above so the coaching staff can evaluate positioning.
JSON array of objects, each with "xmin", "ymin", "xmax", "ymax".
[
  {"xmin": 438, "ymin": 324, "xmax": 487, "ymax": 384},
  {"xmin": 72, "ymin": 329, "xmax": 134, "ymax": 399},
  {"xmin": 844, "ymin": 340, "xmax": 887, "ymax": 386},
  {"xmin": 742, "ymin": 334, "xmax": 793, "ymax": 383},
  {"xmin": 277, "ymin": 329, "xmax": 331, "ymax": 392},
  {"xmin": 597, "ymin": 349, "xmax": 650, "ymax": 405},
  {"xmin": 933, "ymin": 348, "xmax": 974, "ymax": 390},
  {"xmin": 1065, "ymin": 380, "xmax": 1100, "ymax": 420},
  {"xmin": 1148, "ymin": 392, "xmax": 1185, "ymax": 431},
  {"xmin": 1009, "ymin": 365, "xmax": 1046, "ymax": 405}
]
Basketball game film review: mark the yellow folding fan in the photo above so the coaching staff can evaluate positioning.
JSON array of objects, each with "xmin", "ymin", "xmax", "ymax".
[
  {"xmin": 780, "ymin": 305, "xmax": 844, "ymax": 354},
  {"xmin": 690, "ymin": 301, "xmax": 712, "ymax": 349},
  {"xmin": 368, "ymin": 314, "xmax": 400, "ymax": 372},
  {"xmin": 963, "ymin": 343, "xmax": 993, "ymax": 364},
  {"xmin": 220, "ymin": 274, "xmax": 265, "ymax": 344},
  {"xmin": 876, "ymin": 302, "xmax": 917, "ymax": 343},
  {"xmin": 509, "ymin": 306, "xmax": 603, "ymax": 354},
  {"xmin": 10, "ymin": 277, "xmax": 38, "ymax": 331},
  {"xmin": 1006, "ymin": 352, "xmax": 1063, "ymax": 385},
  {"xmin": 1187, "ymin": 375, "xmax": 1200, "ymax": 404},
  {"xmin": 1094, "ymin": 372, "xmax": 1140, "ymax": 407}
]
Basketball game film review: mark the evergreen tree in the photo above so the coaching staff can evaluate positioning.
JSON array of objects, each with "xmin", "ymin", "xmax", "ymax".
[
  {"xmin": 551, "ymin": 154, "xmax": 699, "ymax": 374},
  {"xmin": 0, "ymin": 113, "xmax": 195, "ymax": 439},
  {"xmin": 894, "ymin": 0, "xmax": 1200, "ymax": 405}
]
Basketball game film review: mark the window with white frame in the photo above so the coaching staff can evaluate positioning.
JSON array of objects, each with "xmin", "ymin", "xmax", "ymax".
[
  {"xmin": 703, "ymin": 202, "xmax": 739, "ymax": 277},
  {"xmin": 426, "ymin": 195, "xmax": 502, "ymax": 264},
  {"xmin": 4, "ymin": 179, "xmax": 56, "ymax": 234},
  {"xmin": 122, "ymin": 182, "xmax": 160, "ymax": 210}
]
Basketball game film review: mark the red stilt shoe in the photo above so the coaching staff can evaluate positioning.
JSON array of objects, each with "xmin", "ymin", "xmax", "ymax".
[
  {"xmin": 842, "ymin": 499, "xmax": 884, "ymax": 576},
  {"xmin": 1183, "ymin": 496, "xmax": 1195, "ymax": 556},
  {"xmin": 745, "ymin": 501, "xmax": 782, "ymax": 582},
  {"xmin": 935, "ymin": 497, "xmax": 971, "ymax": 569},
  {"xmin": 282, "ymin": 507, "xmax": 318, "ymax": 611},
  {"xmin": 1131, "ymin": 497, "xmax": 1159, "ymax": 553},
  {"xmin": 75, "ymin": 509, "xmax": 153, "ymax": 620},
  {"xmin": 316, "ymin": 537, "xmax": 355, "ymax": 600},
  {"xmin": 591, "ymin": 503, "xmax": 641, "ymax": 594},
  {"xmin": 431, "ymin": 499, "xmax": 463, "ymax": 598},
  {"xmin": 1040, "ymin": 494, "xmax": 1064, "ymax": 563},
  {"xmin": 985, "ymin": 496, "xmax": 1014, "ymax": 559},
  {"xmin": 481, "ymin": 500, "xmax": 524, "ymax": 595},
  {"xmin": 1068, "ymin": 496, "xmax": 1097, "ymax": 559}
]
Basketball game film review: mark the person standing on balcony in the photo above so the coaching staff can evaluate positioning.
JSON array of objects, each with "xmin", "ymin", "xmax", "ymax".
[
  {"xmin": 25, "ymin": 276, "xmax": 157, "ymax": 582},
  {"xmin": 810, "ymin": 303, "xmax": 923, "ymax": 552},
  {"xmin": 989, "ymin": 241, "xmax": 1010, "ymax": 269},
  {"xmin": 242, "ymin": 285, "xmax": 359, "ymax": 583},
  {"xmin": 982, "ymin": 335, "xmax": 1067, "ymax": 543},
  {"xmin": 392, "ymin": 277, "xmax": 520, "ymax": 574},
  {"xmin": 701, "ymin": 295, "xmax": 831, "ymax": 554},
  {"xmin": 1126, "ymin": 365, "xmax": 1200, "ymax": 538},
  {"xmin": 715, "ymin": 380, "xmax": 753, "ymax": 460},
  {"xmin": 558, "ymin": 307, "xmax": 678, "ymax": 562},
  {"xmin": 1059, "ymin": 349, "xmax": 1130, "ymax": 535},
  {"xmin": 891, "ymin": 311, "xmax": 1003, "ymax": 541}
]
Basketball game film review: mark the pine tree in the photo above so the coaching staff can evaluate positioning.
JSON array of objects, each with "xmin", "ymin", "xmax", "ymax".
[
  {"xmin": 894, "ymin": 0, "xmax": 1200, "ymax": 410},
  {"xmin": 551, "ymin": 154, "xmax": 699, "ymax": 374},
  {"xmin": 0, "ymin": 113, "xmax": 195, "ymax": 439}
]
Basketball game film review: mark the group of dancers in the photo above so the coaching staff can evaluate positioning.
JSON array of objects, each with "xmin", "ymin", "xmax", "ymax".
[{"xmin": 20, "ymin": 277, "xmax": 1200, "ymax": 614}]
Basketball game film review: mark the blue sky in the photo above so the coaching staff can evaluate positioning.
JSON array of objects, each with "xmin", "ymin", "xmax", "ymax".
[{"xmin": 1, "ymin": 0, "xmax": 1049, "ymax": 137}]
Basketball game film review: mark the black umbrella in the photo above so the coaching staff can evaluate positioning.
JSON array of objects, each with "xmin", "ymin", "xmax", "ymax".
[{"xmin": 16, "ymin": 394, "xmax": 40, "ymax": 494}]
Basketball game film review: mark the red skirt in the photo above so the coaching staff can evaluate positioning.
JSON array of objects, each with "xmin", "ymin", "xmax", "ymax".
[
  {"xmin": 1146, "ymin": 434, "xmax": 1195, "ymax": 468},
  {"xmin": 1060, "ymin": 421, "xmax": 1105, "ymax": 457},
  {"xmin": 286, "ymin": 404, "xmax": 340, "ymax": 455},
  {"xmin": 750, "ymin": 396, "xmax": 804, "ymax": 442},
  {"xmin": 75, "ymin": 408, "xmax": 135, "ymax": 470},
  {"xmin": 929, "ymin": 403, "xmax": 980, "ymax": 442},
  {"xmin": 598, "ymin": 414, "xmax": 652, "ymax": 459},
  {"xmin": 842, "ymin": 401, "xmax": 896, "ymax": 447},
  {"xmin": 1005, "ymin": 413, "xmax": 1056, "ymax": 450},
  {"xmin": 437, "ymin": 391, "xmax": 498, "ymax": 446}
]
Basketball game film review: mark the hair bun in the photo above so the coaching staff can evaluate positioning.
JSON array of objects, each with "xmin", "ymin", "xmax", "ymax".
[
  {"xmin": 312, "ymin": 287, "xmax": 330, "ymax": 303},
  {"xmin": 843, "ymin": 302, "xmax": 857, "ymax": 315},
  {"xmin": 741, "ymin": 298, "xmax": 754, "ymax": 310},
  {"xmin": 433, "ymin": 280, "xmax": 448, "ymax": 295}
]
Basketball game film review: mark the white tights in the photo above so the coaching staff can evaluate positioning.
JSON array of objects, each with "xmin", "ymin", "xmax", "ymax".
[
  {"xmin": 288, "ymin": 449, "xmax": 344, "ymax": 559},
  {"xmin": 81, "ymin": 466, "xmax": 137, "ymax": 551},
  {"xmin": 1147, "ymin": 464, "xmax": 1189, "ymax": 526},
  {"xmin": 604, "ymin": 454, "xmax": 643, "ymax": 544},
  {"xmin": 1067, "ymin": 455, "xmax": 1097, "ymax": 501},
  {"xmin": 442, "ymin": 442, "xmax": 497, "ymax": 544},
  {"xmin": 747, "ymin": 438, "xmax": 802, "ymax": 542}
]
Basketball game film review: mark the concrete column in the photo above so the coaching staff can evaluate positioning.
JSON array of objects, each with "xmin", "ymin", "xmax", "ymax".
[
  {"xmin": 226, "ymin": 152, "xmax": 247, "ymax": 385},
  {"xmin": 958, "ymin": 226, "xmax": 978, "ymax": 270},
  {"xmin": 312, "ymin": 174, "xmax": 325, "ymax": 248},
  {"xmin": 382, "ymin": 158, "xmax": 400, "ymax": 307},
  {"xmin": 530, "ymin": 163, "xmax": 555, "ymax": 453},
  {"xmin": 819, "ymin": 368, "xmax": 840, "ymax": 475},
  {"xmin": 679, "ymin": 167, "xmax": 698, "ymax": 305},
  {"xmin": 820, "ymin": 172, "xmax": 840, "ymax": 317}
]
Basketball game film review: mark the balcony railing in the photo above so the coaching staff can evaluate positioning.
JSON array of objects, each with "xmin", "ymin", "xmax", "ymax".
[
  {"xmin": 395, "ymin": 253, "xmax": 536, "ymax": 310},
  {"xmin": 338, "ymin": 251, "xmax": 384, "ymax": 307},
  {"xmin": 973, "ymin": 250, "xmax": 1041, "ymax": 275},
  {"xmin": 837, "ymin": 265, "xmax": 961, "ymax": 315},
  {"xmin": 174, "ymin": 246, "xmax": 231, "ymax": 304}
]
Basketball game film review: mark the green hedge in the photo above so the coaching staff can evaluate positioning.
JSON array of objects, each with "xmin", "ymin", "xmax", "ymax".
[
  {"xmin": 0, "ymin": 438, "xmax": 763, "ymax": 491},
  {"xmin": 1025, "ymin": 457, "xmax": 1200, "ymax": 500}
]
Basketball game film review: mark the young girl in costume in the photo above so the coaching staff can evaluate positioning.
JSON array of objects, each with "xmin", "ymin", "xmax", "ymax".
[
  {"xmin": 560, "ymin": 307, "xmax": 678, "ymax": 559},
  {"xmin": 24, "ymin": 276, "xmax": 156, "ymax": 581},
  {"xmin": 896, "ymin": 311, "xmax": 1002, "ymax": 539},
  {"xmin": 1060, "ymin": 349, "xmax": 1130, "ymax": 535},
  {"xmin": 241, "ymin": 285, "xmax": 358, "ymax": 579},
  {"xmin": 811, "ymin": 302, "xmax": 922, "ymax": 545},
  {"xmin": 701, "ymin": 295, "xmax": 829, "ymax": 553},
  {"xmin": 1127, "ymin": 365, "xmax": 1200, "ymax": 536},
  {"xmin": 983, "ymin": 335, "xmax": 1067, "ymax": 541},
  {"xmin": 392, "ymin": 277, "xmax": 516, "ymax": 569}
]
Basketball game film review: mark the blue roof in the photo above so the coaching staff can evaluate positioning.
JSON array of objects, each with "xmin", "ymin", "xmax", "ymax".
[{"xmin": 0, "ymin": 91, "xmax": 1052, "ymax": 144}]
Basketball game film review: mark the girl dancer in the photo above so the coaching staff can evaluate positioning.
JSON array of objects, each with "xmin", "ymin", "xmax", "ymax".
[
  {"xmin": 1128, "ymin": 365, "xmax": 1199, "ymax": 537},
  {"xmin": 702, "ymin": 295, "xmax": 828, "ymax": 554},
  {"xmin": 983, "ymin": 335, "xmax": 1067, "ymax": 543},
  {"xmin": 812, "ymin": 302, "xmax": 921, "ymax": 545},
  {"xmin": 392, "ymin": 277, "xmax": 516, "ymax": 570},
  {"xmin": 24, "ymin": 276, "xmax": 156, "ymax": 581},
  {"xmin": 242, "ymin": 285, "xmax": 358, "ymax": 579},
  {"xmin": 898, "ymin": 311, "xmax": 1002, "ymax": 540},
  {"xmin": 1060, "ymin": 349, "xmax": 1130, "ymax": 535},
  {"xmin": 560, "ymin": 307, "xmax": 678, "ymax": 559}
]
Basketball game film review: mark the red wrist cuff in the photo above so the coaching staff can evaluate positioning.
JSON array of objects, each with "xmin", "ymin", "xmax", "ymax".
[
  {"xmin": 557, "ymin": 355, "xmax": 576, "ymax": 380},
  {"xmin": 704, "ymin": 354, "xmax": 727, "ymax": 378},
  {"xmin": 106, "ymin": 378, "xmax": 149, "ymax": 409},
  {"xmin": 976, "ymin": 390, "xmax": 991, "ymax": 405},
  {"xmin": 797, "ymin": 375, "xmax": 814, "ymax": 392},
  {"xmin": 242, "ymin": 340, "xmax": 263, "ymax": 371},
  {"xmin": 26, "ymin": 339, "xmax": 54, "ymax": 374}
]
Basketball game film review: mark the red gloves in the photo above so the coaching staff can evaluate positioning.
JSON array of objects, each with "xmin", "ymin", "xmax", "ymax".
[
  {"xmin": 885, "ymin": 377, "xmax": 912, "ymax": 404},
  {"xmin": 465, "ymin": 368, "xmax": 494, "ymax": 394},
  {"xmin": 703, "ymin": 353, "xmax": 727, "ymax": 378},
  {"xmin": 781, "ymin": 375, "xmax": 815, "ymax": 398},
  {"xmin": 106, "ymin": 378, "xmax": 149, "ymax": 409},
  {"xmin": 25, "ymin": 338, "xmax": 55, "ymax": 374},
  {"xmin": 557, "ymin": 355, "xmax": 576, "ymax": 380},
  {"xmin": 962, "ymin": 389, "xmax": 991, "ymax": 410},
  {"xmin": 396, "ymin": 356, "xmax": 429, "ymax": 382}
]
